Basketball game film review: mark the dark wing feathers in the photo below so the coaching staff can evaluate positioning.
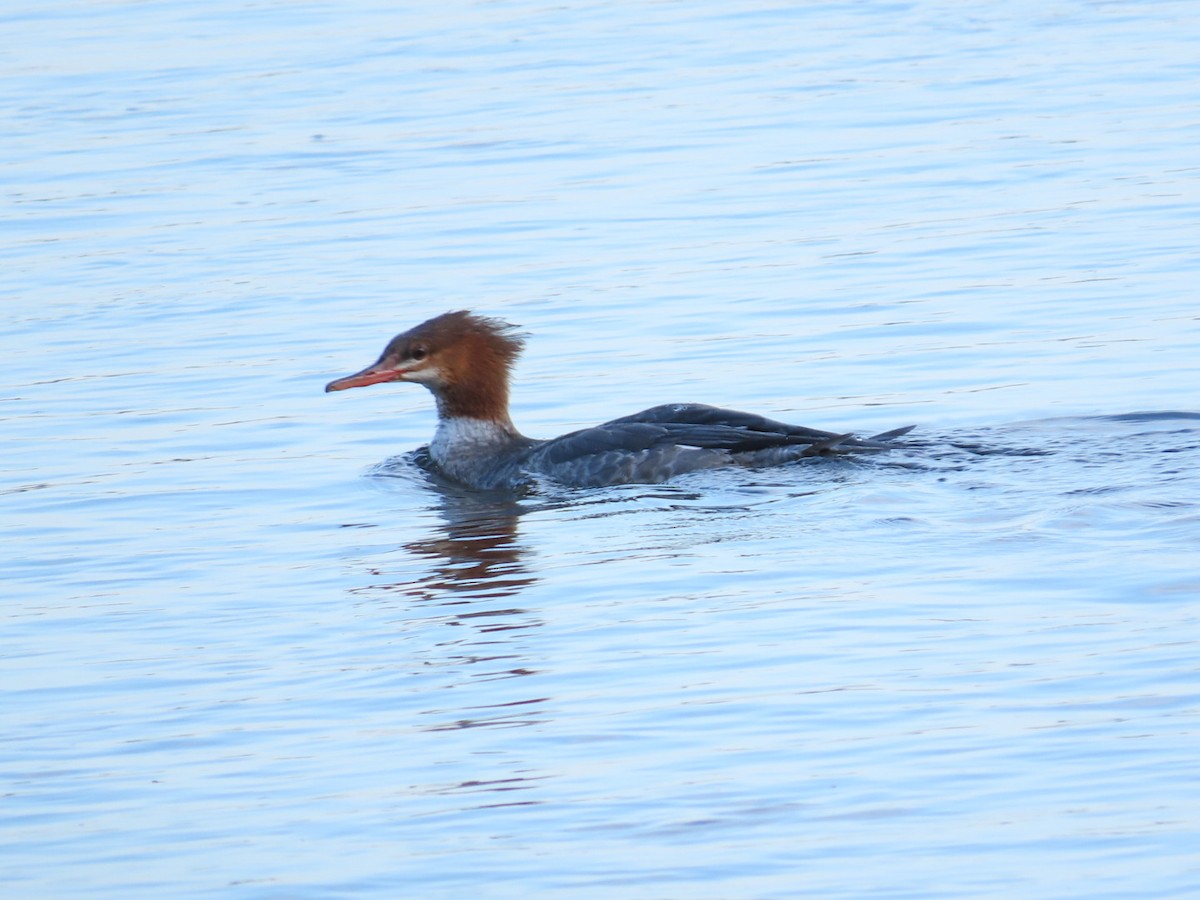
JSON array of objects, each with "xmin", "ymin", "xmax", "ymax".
[
  {"xmin": 536, "ymin": 422, "xmax": 670, "ymax": 466},
  {"xmin": 537, "ymin": 404, "xmax": 913, "ymax": 467},
  {"xmin": 606, "ymin": 402, "xmax": 838, "ymax": 441},
  {"xmin": 604, "ymin": 403, "xmax": 914, "ymax": 451}
]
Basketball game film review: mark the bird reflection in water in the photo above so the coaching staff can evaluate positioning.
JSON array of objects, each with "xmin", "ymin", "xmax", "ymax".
[{"xmin": 347, "ymin": 467, "xmax": 551, "ymax": 744}]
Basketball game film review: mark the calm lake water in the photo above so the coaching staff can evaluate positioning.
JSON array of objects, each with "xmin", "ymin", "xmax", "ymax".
[{"xmin": 3, "ymin": 1, "xmax": 1199, "ymax": 897}]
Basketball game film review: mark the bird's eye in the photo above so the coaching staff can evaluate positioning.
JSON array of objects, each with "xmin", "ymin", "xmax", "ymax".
[{"xmin": 409, "ymin": 346, "xmax": 428, "ymax": 361}]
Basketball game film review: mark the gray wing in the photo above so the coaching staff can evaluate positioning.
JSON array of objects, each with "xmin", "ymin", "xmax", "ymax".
[
  {"xmin": 525, "ymin": 421, "xmax": 732, "ymax": 486},
  {"xmin": 523, "ymin": 406, "xmax": 914, "ymax": 487},
  {"xmin": 605, "ymin": 403, "xmax": 915, "ymax": 449}
]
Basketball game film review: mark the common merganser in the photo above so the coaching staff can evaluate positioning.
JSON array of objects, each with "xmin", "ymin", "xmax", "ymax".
[{"xmin": 325, "ymin": 310, "xmax": 914, "ymax": 490}]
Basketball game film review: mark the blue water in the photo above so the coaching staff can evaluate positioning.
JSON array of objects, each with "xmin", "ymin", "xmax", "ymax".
[{"xmin": 3, "ymin": 1, "xmax": 1199, "ymax": 897}]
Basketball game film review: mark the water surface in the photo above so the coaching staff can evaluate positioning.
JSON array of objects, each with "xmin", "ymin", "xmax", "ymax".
[{"xmin": 3, "ymin": 1, "xmax": 1199, "ymax": 897}]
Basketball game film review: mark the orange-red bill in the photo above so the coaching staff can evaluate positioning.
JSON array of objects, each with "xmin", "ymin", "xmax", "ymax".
[{"xmin": 325, "ymin": 366, "xmax": 404, "ymax": 393}]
